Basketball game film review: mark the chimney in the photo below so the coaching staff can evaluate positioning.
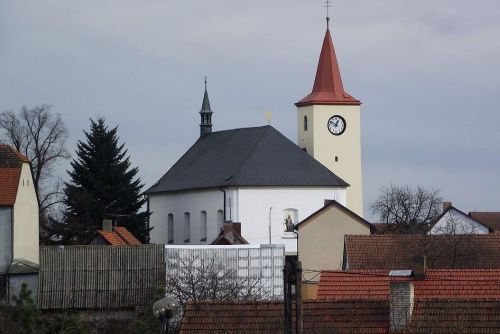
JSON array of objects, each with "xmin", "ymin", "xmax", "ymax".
[
  {"xmin": 390, "ymin": 281, "xmax": 414, "ymax": 332},
  {"xmin": 442, "ymin": 201, "xmax": 452, "ymax": 212},
  {"xmin": 324, "ymin": 199, "xmax": 335, "ymax": 207},
  {"xmin": 411, "ymin": 256, "xmax": 426, "ymax": 279},
  {"xmin": 102, "ymin": 219, "xmax": 113, "ymax": 233}
]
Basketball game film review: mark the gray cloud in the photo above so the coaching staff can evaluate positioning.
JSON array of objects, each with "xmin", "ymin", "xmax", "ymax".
[{"xmin": 1, "ymin": 0, "xmax": 499, "ymax": 219}]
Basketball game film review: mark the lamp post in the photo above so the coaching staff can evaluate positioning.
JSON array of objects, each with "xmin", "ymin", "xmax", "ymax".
[{"xmin": 153, "ymin": 296, "xmax": 180, "ymax": 334}]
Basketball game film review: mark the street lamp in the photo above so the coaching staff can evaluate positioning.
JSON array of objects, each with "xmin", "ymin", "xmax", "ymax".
[{"xmin": 153, "ymin": 296, "xmax": 180, "ymax": 334}]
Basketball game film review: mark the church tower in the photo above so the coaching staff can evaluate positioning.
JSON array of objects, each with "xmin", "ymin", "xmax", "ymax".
[
  {"xmin": 296, "ymin": 17, "xmax": 364, "ymax": 216},
  {"xmin": 199, "ymin": 77, "xmax": 213, "ymax": 137}
]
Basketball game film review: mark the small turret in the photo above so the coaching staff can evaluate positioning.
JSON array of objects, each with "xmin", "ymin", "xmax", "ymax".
[{"xmin": 199, "ymin": 77, "xmax": 213, "ymax": 137}]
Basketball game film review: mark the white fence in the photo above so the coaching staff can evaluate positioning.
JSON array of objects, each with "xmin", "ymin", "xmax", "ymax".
[{"xmin": 164, "ymin": 244, "xmax": 285, "ymax": 299}]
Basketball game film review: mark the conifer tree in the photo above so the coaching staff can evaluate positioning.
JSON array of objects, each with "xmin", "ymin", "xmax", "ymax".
[{"xmin": 63, "ymin": 117, "xmax": 149, "ymax": 243}]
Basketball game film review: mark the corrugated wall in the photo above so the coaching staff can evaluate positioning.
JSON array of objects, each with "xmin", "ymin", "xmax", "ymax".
[
  {"xmin": 164, "ymin": 245, "xmax": 284, "ymax": 299},
  {"xmin": 38, "ymin": 245, "xmax": 165, "ymax": 310}
]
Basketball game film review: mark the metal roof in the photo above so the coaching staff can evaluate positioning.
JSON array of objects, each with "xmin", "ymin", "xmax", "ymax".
[{"xmin": 147, "ymin": 126, "xmax": 348, "ymax": 194}]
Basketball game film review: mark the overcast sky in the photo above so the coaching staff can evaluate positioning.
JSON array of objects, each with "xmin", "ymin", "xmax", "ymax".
[{"xmin": 1, "ymin": 1, "xmax": 499, "ymax": 219}]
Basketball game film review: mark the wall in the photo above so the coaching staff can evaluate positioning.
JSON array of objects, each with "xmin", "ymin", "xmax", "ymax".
[
  {"xmin": 149, "ymin": 188, "xmax": 223, "ymax": 245},
  {"xmin": 430, "ymin": 208, "xmax": 489, "ymax": 235},
  {"xmin": 297, "ymin": 104, "xmax": 364, "ymax": 217},
  {"xmin": 298, "ymin": 204, "xmax": 370, "ymax": 290},
  {"xmin": 237, "ymin": 186, "xmax": 347, "ymax": 254},
  {"xmin": 164, "ymin": 244, "xmax": 285, "ymax": 299},
  {"xmin": 0, "ymin": 207, "xmax": 12, "ymax": 273},
  {"xmin": 8, "ymin": 273, "xmax": 38, "ymax": 304},
  {"xmin": 12, "ymin": 163, "xmax": 39, "ymax": 264}
]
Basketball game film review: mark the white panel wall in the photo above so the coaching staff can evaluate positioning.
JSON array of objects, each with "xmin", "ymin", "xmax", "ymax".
[{"xmin": 149, "ymin": 189, "xmax": 223, "ymax": 245}]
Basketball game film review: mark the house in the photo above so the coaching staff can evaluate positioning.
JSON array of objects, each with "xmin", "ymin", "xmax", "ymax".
[
  {"xmin": 88, "ymin": 220, "xmax": 142, "ymax": 245},
  {"xmin": 147, "ymin": 12, "xmax": 366, "ymax": 254},
  {"xmin": 0, "ymin": 144, "xmax": 39, "ymax": 301},
  {"xmin": 343, "ymin": 234, "xmax": 500, "ymax": 270},
  {"xmin": 37, "ymin": 245, "xmax": 165, "ymax": 311},
  {"xmin": 430, "ymin": 202, "xmax": 500, "ymax": 234},
  {"xmin": 316, "ymin": 268, "xmax": 500, "ymax": 333},
  {"xmin": 179, "ymin": 300, "xmax": 389, "ymax": 333},
  {"xmin": 295, "ymin": 200, "xmax": 372, "ymax": 299},
  {"xmin": 430, "ymin": 202, "xmax": 490, "ymax": 234}
]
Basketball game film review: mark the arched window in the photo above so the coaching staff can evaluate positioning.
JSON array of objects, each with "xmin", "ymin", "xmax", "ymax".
[
  {"xmin": 217, "ymin": 210, "xmax": 224, "ymax": 233},
  {"xmin": 304, "ymin": 116, "xmax": 308, "ymax": 131},
  {"xmin": 167, "ymin": 214, "xmax": 174, "ymax": 244},
  {"xmin": 282, "ymin": 209, "xmax": 299, "ymax": 232},
  {"xmin": 184, "ymin": 212, "xmax": 190, "ymax": 242},
  {"xmin": 200, "ymin": 211, "xmax": 207, "ymax": 242}
]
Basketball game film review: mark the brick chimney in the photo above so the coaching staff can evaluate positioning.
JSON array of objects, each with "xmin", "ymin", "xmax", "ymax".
[
  {"xmin": 411, "ymin": 256, "xmax": 426, "ymax": 280},
  {"xmin": 102, "ymin": 219, "xmax": 113, "ymax": 233},
  {"xmin": 390, "ymin": 281, "xmax": 414, "ymax": 332},
  {"xmin": 324, "ymin": 199, "xmax": 335, "ymax": 207},
  {"xmin": 442, "ymin": 201, "xmax": 452, "ymax": 212}
]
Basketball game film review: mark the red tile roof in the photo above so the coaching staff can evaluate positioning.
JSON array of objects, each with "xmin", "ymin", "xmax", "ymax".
[
  {"xmin": 179, "ymin": 300, "xmax": 389, "ymax": 333},
  {"xmin": 469, "ymin": 212, "xmax": 500, "ymax": 232},
  {"xmin": 0, "ymin": 144, "xmax": 30, "ymax": 206},
  {"xmin": 96, "ymin": 227, "xmax": 141, "ymax": 246},
  {"xmin": 318, "ymin": 269, "xmax": 500, "ymax": 300},
  {"xmin": 114, "ymin": 226, "xmax": 142, "ymax": 245},
  {"xmin": 296, "ymin": 26, "xmax": 360, "ymax": 107},
  {"xmin": 409, "ymin": 299, "xmax": 500, "ymax": 333},
  {"xmin": 344, "ymin": 234, "xmax": 500, "ymax": 270}
]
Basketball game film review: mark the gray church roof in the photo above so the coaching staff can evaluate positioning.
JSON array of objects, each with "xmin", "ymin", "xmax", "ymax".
[{"xmin": 146, "ymin": 126, "xmax": 348, "ymax": 194}]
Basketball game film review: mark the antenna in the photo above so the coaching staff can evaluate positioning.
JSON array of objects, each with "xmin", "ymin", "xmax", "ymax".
[{"xmin": 324, "ymin": 0, "xmax": 332, "ymax": 27}]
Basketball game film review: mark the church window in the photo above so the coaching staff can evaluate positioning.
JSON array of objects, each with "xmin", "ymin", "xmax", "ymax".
[
  {"xmin": 335, "ymin": 156, "xmax": 338, "ymax": 162},
  {"xmin": 184, "ymin": 212, "xmax": 190, "ymax": 242},
  {"xmin": 217, "ymin": 210, "xmax": 224, "ymax": 233},
  {"xmin": 304, "ymin": 116, "xmax": 308, "ymax": 131},
  {"xmin": 167, "ymin": 214, "xmax": 174, "ymax": 244},
  {"xmin": 200, "ymin": 211, "xmax": 207, "ymax": 242},
  {"xmin": 282, "ymin": 209, "xmax": 298, "ymax": 232}
]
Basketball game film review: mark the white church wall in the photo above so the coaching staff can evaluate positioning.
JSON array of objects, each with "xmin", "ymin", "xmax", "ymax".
[
  {"xmin": 149, "ymin": 189, "xmax": 223, "ymax": 245},
  {"xmin": 429, "ymin": 208, "xmax": 489, "ymax": 235},
  {"xmin": 236, "ymin": 186, "xmax": 346, "ymax": 254}
]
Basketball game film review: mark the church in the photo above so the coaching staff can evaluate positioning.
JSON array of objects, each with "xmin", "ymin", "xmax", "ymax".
[{"xmin": 146, "ymin": 17, "xmax": 363, "ymax": 254}]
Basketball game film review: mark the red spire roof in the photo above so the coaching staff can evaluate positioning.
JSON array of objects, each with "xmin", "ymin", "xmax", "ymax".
[{"xmin": 296, "ymin": 26, "xmax": 360, "ymax": 107}]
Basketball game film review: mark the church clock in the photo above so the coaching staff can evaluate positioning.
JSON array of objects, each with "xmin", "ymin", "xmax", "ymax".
[{"xmin": 327, "ymin": 115, "xmax": 346, "ymax": 135}]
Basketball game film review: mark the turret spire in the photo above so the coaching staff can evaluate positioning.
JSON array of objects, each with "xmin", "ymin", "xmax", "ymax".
[
  {"xmin": 199, "ymin": 76, "xmax": 213, "ymax": 137},
  {"xmin": 295, "ymin": 10, "xmax": 360, "ymax": 107}
]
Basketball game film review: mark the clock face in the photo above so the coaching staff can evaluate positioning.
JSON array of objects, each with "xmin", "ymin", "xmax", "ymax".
[{"xmin": 327, "ymin": 115, "xmax": 346, "ymax": 135}]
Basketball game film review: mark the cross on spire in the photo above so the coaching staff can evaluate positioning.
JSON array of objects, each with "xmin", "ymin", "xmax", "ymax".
[
  {"xmin": 204, "ymin": 75, "xmax": 207, "ymax": 90},
  {"xmin": 324, "ymin": 0, "xmax": 332, "ymax": 28}
]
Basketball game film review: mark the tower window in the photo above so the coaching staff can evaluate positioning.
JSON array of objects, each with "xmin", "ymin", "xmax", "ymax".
[
  {"xmin": 304, "ymin": 116, "xmax": 308, "ymax": 131},
  {"xmin": 335, "ymin": 156, "xmax": 339, "ymax": 162}
]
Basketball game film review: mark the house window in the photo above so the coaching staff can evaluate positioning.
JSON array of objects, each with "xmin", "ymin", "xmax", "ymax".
[
  {"xmin": 283, "ymin": 209, "xmax": 298, "ymax": 232},
  {"xmin": 304, "ymin": 116, "xmax": 308, "ymax": 131},
  {"xmin": 217, "ymin": 210, "xmax": 224, "ymax": 233},
  {"xmin": 184, "ymin": 212, "xmax": 190, "ymax": 242},
  {"xmin": 200, "ymin": 211, "xmax": 207, "ymax": 242},
  {"xmin": 167, "ymin": 214, "xmax": 174, "ymax": 244}
]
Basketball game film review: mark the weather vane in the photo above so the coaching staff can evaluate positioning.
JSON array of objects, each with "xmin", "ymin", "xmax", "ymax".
[{"xmin": 324, "ymin": 0, "xmax": 332, "ymax": 27}]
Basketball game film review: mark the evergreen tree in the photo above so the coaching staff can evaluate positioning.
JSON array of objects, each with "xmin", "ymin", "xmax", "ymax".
[{"xmin": 63, "ymin": 117, "xmax": 149, "ymax": 243}]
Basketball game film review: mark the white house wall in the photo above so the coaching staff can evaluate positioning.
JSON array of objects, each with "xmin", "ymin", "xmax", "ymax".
[
  {"xmin": 149, "ymin": 188, "xmax": 223, "ymax": 245},
  {"xmin": 13, "ymin": 163, "xmax": 39, "ymax": 264},
  {"xmin": 430, "ymin": 208, "xmax": 489, "ymax": 235},
  {"xmin": 236, "ymin": 186, "xmax": 346, "ymax": 253}
]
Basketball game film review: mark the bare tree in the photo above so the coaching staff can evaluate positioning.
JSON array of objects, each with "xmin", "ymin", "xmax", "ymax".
[
  {"xmin": 165, "ymin": 253, "xmax": 271, "ymax": 313},
  {"xmin": 0, "ymin": 105, "xmax": 69, "ymax": 213},
  {"xmin": 371, "ymin": 185, "xmax": 442, "ymax": 233}
]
